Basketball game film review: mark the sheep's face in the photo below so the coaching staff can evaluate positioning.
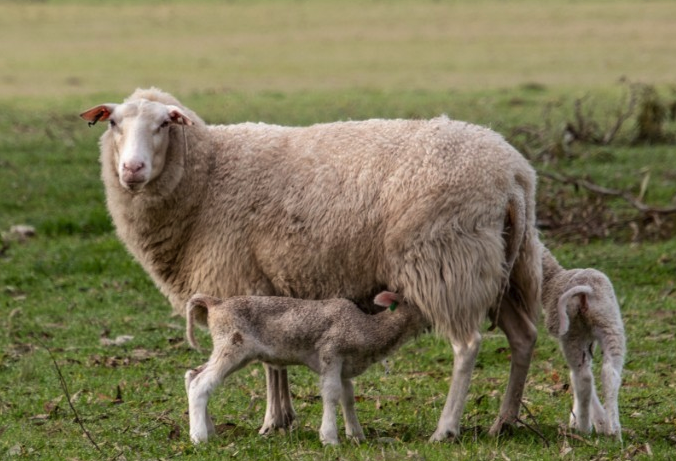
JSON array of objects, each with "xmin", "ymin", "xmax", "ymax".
[{"xmin": 81, "ymin": 100, "xmax": 192, "ymax": 192}]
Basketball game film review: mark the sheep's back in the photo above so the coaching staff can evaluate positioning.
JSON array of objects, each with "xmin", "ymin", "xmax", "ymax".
[{"xmin": 156, "ymin": 116, "xmax": 535, "ymax": 320}]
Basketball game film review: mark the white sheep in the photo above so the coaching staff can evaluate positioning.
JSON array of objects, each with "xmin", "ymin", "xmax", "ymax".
[
  {"xmin": 80, "ymin": 87, "xmax": 542, "ymax": 440},
  {"xmin": 184, "ymin": 291, "xmax": 427, "ymax": 445},
  {"xmin": 541, "ymin": 247, "xmax": 625, "ymax": 439}
]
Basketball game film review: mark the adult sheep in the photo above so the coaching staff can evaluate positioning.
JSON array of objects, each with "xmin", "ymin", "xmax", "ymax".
[{"xmin": 80, "ymin": 87, "xmax": 542, "ymax": 441}]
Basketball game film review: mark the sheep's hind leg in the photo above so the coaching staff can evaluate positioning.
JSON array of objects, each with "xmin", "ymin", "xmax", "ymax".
[
  {"xmin": 430, "ymin": 331, "xmax": 482, "ymax": 442},
  {"xmin": 488, "ymin": 298, "xmax": 538, "ymax": 436},
  {"xmin": 260, "ymin": 365, "xmax": 296, "ymax": 435},
  {"xmin": 340, "ymin": 378, "xmax": 365, "ymax": 442}
]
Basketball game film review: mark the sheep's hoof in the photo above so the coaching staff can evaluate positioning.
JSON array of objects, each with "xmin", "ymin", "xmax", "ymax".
[
  {"xmin": 346, "ymin": 433, "xmax": 366, "ymax": 444},
  {"xmin": 488, "ymin": 417, "xmax": 516, "ymax": 437},
  {"xmin": 429, "ymin": 428, "xmax": 459, "ymax": 443}
]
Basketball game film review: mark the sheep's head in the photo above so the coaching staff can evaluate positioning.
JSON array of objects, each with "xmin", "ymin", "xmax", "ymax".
[{"xmin": 80, "ymin": 99, "xmax": 193, "ymax": 192}]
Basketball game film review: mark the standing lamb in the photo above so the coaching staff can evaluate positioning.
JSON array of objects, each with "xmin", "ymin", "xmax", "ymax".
[
  {"xmin": 184, "ymin": 291, "xmax": 427, "ymax": 445},
  {"xmin": 541, "ymin": 247, "xmax": 625, "ymax": 439},
  {"xmin": 80, "ymin": 87, "xmax": 542, "ymax": 441}
]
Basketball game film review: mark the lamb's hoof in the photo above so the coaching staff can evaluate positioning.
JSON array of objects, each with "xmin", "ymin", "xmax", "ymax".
[
  {"xmin": 429, "ymin": 428, "xmax": 459, "ymax": 442},
  {"xmin": 569, "ymin": 414, "xmax": 592, "ymax": 435},
  {"xmin": 320, "ymin": 435, "xmax": 340, "ymax": 446},
  {"xmin": 190, "ymin": 431, "xmax": 209, "ymax": 444},
  {"xmin": 322, "ymin": 439, "xmax": 340, "ymax": 446},
  {"xmin": 607, "ymin": 428, "xmax": 622, "ymax": 442}
]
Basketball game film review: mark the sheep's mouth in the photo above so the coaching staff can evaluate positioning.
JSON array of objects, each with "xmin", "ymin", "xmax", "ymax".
[{"xmin": 120, "ymin": 178, "xmax": 147, "ymax": 192}]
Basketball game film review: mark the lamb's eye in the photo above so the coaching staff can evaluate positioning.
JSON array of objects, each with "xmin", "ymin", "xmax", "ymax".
[
  {"xmin": 160, "ymin": 120, "xmax": 170, "ymax": 129},
  {"xmin": 109, "ymin": 120, "xmax": 117, "ymax": 128}
]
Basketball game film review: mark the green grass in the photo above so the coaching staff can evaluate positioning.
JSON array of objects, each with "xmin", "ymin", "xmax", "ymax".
[
  {"xmin": 3, "ymin": 88, "xmax": 676, "ymax": 460},
  {"xmin": 2, "ymin": 0, "xmax": 676, "ymax": 459},
  {"xmin": 2, "ymin": 0, "xmax": 676, "ymax": 98}
]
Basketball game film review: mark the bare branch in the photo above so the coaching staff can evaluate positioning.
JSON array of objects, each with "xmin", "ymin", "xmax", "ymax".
[
  {"xmin": 539, "ymin": 170, "xmax": 676, "ymax": 215},
  {"xmin": 32, "ymin": 334, "xmax": 103, "ymax": 454}
]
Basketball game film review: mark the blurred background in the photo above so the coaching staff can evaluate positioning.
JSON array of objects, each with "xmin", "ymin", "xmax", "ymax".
[{"xmin": 2, "ymin": 0, "xmax": 675, "ymax": 99}]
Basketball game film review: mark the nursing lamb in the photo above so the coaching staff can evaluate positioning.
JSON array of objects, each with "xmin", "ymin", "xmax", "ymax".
[
  {"xmin": 184, "ymin": 291, "xmax": 427, "ymax": 445},
  {"xmin": 80, "ymin": 87, "xmax": 542, "ymax": 440},
  {"xmin": 542, "ymin": 247, "xmax": 625, "ymax": 439}
]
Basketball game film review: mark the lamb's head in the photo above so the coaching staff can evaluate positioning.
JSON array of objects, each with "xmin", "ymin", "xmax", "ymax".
[{"xmin": 80, "ymin": 99, "xmax": 193, "ymax": 192}]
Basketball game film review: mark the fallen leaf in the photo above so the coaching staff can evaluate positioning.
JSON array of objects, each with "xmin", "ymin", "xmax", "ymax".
[
  {"xmin": 167, "ymin": 424, "xmax": 181, "ymax": 440},
  {"xmin": 100, "ymin": 335, "xmax": 134, "ymax": 347},
  {"xmin": 44, "ymin": 395, "xmax": 63, "ymax": 415},
  {"xmin": 10, "ymin": 225, "xmax": 36, "ymax": 241}
]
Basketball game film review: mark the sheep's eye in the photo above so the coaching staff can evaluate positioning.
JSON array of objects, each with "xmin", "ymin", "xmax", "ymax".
[
  {"xmin": 109, "ymin": 120, "xmax": 117, "ymax": 128},
  {"xmin": 160, "ymin": 120, "xmax": 170, "ymax": 129}
]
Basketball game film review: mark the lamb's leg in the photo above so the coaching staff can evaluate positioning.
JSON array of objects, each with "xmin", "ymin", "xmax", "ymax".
[
  {"xmin": 430, "ymin": 331, "xmax": 482, "ymax": 441},
  {"xmin": 561, "ymin": 339, "xmax": 595, "ymax": 434},
  {"xmin": 319, "ymin": 364, "xmax": 343, "ymax": 445},
  {"xmin": 185, "ymin": 367, "xmax": 215, "ymax": 437},
  {"xmin": 260, "ymin": 364, "xmax": 296, "ymax": 435},
  {"xmin": 340, "ymin": 378, "xmax": 365, "ymax": 442},
  {"xmin": 488, "ymin": 299, "xmax": 538, "ymax": 436},
  {"xmin": 187, "ymin": 349, "xmax": 248, "ymax": 444},
  {"xmin": 590, "ymin": 385, "xmax": 607, "ymax": 434},
  {"xmin": 601, "ymin": 353, "xmax": 623, "ymax": 439}
]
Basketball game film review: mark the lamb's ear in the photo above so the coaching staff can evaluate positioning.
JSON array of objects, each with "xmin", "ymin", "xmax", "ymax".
[
  {"xmin": 167, "ymin": 105, "xmax": 193, "ymax": 126},
  {"xmin": 80, "ymin": 104, "xmax": 116, "ymax": 127},
  {"xmin": 374, "ymin": 291, "xmax": 401, "ymax": 308}
]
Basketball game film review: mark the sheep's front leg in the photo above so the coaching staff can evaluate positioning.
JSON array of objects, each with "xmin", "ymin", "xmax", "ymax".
[
  {"xmin": 260, "ymin": 364, "xmax": 296, "ymax": 434},
  {"xmin": 340, "ymin": 378, "xmax": 365, "ymax": 442},
  {"xmin": 430, "ymin": 331, "xmax": 481, "ymax": 441},
  {"xmin": 488, "ymin": 300, "xmax": 538, "ymax": 436},
  {"xmin": 319, "ymin": 364, "xmax": 343, "ymax": 445}
]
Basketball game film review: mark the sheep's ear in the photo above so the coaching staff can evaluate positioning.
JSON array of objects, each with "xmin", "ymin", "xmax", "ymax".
[
  {"xmin": 80, "ymin": 104, "xmax": 116, "ymax": 127},
  {"xmin": 167, "ymin": 105, "xmax": 193, "ymax": 126}
]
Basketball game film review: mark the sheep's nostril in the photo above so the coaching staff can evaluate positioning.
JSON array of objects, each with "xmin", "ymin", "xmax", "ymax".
[{"xmin": 123, "ymin": 161, "xmax": 145, "ymax": 173}]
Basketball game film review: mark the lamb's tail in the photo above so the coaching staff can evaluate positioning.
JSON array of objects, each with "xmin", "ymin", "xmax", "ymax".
[
  {"xmin": 557, "ymin": 285, "xmax": 593, "ymax": 336},
  {"xmin": 185, "ymin": 294, "xmax": 214, "ymax": 350}
]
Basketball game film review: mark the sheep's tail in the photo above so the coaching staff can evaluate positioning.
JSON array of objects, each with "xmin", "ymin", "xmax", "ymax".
[
  {"xmin": 186, "ymin": 294, "xmax": 211, "ymax": 350},
  {"xmin": 489, "ymin": 191, "xmax": 527, "ymax": 329},
  {"xmin": 504, "ymin": 191, "xmax": 527, "ymax": 283},
  {"xmin": 557, "ymin": 285, "xmax": 593, "ymax": 336}
]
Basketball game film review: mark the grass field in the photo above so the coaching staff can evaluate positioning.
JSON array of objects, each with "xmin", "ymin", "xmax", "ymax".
[
  {"xmin": 2, "ymin": 0, "xmax": 676, "ymax": 98},
  {"xmin": 2, "ymin": 1, "xmax": 676, "ymax": 460}
]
